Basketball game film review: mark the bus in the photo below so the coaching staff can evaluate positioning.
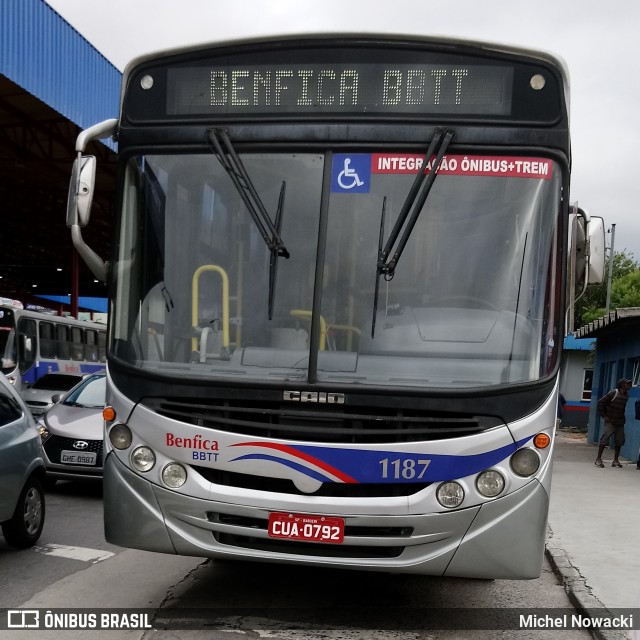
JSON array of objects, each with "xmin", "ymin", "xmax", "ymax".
[
  {"xmin": 0, "ymin": 298, "xmax": 106, "ymax": 393},
  {"xmin": 66, "ymin": 34, "xmax": 604, "ymax": 579}
]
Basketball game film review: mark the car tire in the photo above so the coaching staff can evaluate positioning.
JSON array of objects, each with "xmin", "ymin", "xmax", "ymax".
[{"xmin": 1, "ymin": 475, "xmax": 45, "ymax": 548}]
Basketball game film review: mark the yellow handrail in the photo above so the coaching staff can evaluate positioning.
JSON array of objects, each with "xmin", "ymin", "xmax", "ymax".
[
  {"xmin": 192, "ymin": 265, "xmax": 230, "ymax": 353},
  {"xmin": 290, "ymin": 309, "xmax": 326, "ymax": 351}
]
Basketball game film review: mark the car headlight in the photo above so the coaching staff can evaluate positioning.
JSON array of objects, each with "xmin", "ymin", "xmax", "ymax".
[
  {"xmin": 37, "ymin": 422, "xmax": 49, "ymax": 440},
  {"xmin": 476, "ymin": 470, "xmax": 505, "ymax": 498},
  {"xmin": 436, "ymin": 481, "xmax": 465, "ymax": 508},
  {"xmin": 130, "ymin": 446, "xmax": 156, "ymax": 472}
]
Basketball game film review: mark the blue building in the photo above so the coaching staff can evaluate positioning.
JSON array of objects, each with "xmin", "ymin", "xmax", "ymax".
[
  {"xmin": 559, "ymin": 334, "xmax": 595, "ymax": 430},
  {"xmin": 576, "ymin": 308, "xmax": 640, "ymax": 461},
  {"xmin": 0, "ymin": 0, "xmax": 120, "ymax": 306}
]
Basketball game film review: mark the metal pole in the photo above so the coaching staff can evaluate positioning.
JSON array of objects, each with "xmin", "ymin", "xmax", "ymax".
[{"xmin": 605, "ymin": 223, "xmax": 616, "ymax": 313}]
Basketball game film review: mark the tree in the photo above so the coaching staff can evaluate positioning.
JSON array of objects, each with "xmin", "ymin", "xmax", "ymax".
[{"xmin": 575, "ymin": 250, "xmax": 640, "ymax": 328}]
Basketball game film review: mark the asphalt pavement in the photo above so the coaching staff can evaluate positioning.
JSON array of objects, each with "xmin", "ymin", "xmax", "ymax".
[{"xmin": 547, "ymin": 428, "xmax": 640, "ymax": 640}]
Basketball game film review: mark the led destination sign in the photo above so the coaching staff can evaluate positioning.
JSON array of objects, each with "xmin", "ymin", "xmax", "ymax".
[{"xmin": 164, "ymin": 62, "xmax": 514, "ymax": 117}]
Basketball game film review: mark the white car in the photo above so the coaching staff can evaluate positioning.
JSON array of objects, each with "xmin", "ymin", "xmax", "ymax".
[
  {"xmin": 38, "ymin": 373, "xmax": 106, "ymax": 484},
  {"xmin": 21, "ymin": 372, "xmax": 88, "ymax": 418},
  {"xmin": 0, "ymin": 373, "xmax": 46, "ymax": 548}
]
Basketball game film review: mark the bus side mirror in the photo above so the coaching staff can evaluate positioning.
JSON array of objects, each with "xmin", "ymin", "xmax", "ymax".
[
  {"xmin": 587, "ymin": 216, "xmax": 605, "ymax": 285},
  {"xmin": 65, "ymin": 119, "xmax": 118, "ymax": 283},
  {"xmin": 572, "ymin": 207, "xmax": 605, "ymax": 290},
  {"xmin": 573, "ymin": 214, "xmax": 587, "ymax": 291},
  {"xmin": 66, "ymin": 155, "xmax": 96, "ymax": 228}
]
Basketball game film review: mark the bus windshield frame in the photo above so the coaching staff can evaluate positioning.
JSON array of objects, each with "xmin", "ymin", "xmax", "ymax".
[{"xmin": 111, "ymin": 144, "xmax": 564, "ymax": 391}]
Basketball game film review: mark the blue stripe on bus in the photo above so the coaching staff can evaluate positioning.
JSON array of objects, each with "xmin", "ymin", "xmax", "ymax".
[
  {"xmin": 230, "ymin": 454, "xmax": 334, "ymax": 483},
  {"xmin": 230, "ymin": 436, "xmax": 534, "ymax": 483}
]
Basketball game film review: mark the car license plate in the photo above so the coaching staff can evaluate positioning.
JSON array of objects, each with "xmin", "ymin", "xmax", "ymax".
[
  {"xmin": 268, "ymin": 512, "xmax": 345, "ymax": 544},
  {"xmin": 61, "ymin": 450, "xmax": 97, "ymax": 465}
]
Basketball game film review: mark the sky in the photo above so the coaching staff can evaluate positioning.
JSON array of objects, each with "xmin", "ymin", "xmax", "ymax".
[{"xmin": 45, "ymin": 0, "xmax": 640, "ymax": 260}]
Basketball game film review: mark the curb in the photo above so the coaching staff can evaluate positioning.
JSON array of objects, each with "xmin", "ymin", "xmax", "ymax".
[{"xmin": 545, "ymin": 529, "xmax": 630, "ymax": 640}]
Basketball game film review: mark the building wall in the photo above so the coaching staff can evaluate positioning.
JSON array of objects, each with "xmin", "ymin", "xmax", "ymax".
[
  {"xmin": 587, "ymin": 330, "xmax": 640, "ymax": 462},
  {"xmin": 559, "ymin": 350, "xmax": 592, "ymax": 429}
]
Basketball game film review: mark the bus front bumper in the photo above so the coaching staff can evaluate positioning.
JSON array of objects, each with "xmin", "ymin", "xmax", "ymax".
[{"xmin": 104, "ymin": 452, "xmax": 549, "ymax": 579}]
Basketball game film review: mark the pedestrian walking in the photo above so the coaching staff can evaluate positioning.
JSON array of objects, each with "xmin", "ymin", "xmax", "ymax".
[
  {"xmin": 595, "ymin": 378, "xmax": 632, "ymax": 468},
  {"xmin": 556, "ymin": 393, "xmax": 566, "ymax": 431}
]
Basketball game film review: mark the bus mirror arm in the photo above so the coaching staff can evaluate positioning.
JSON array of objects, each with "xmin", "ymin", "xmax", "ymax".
[
  {"xmin": 66, "ymin": 119, "xmax": 117, "ymax": 283},
  {"xmin": 75, "ymin": 119, "xmax": 118, "ymax": 154},
  {"xmin": 71, "ymin": 224, "xmax": 109, "ymax": 283}
]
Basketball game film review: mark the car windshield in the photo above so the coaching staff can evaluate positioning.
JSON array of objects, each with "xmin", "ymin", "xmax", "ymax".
[
  {"xmin": 112, "ymin": 151, "xmax": 562, "ymax": 390},
  {"xmin": 32, "ymin": 374, "xmax": 82, "ymax": 391},
  {"xmin": 63, "ymin": 376, "xmax": 106, "ymax": 408}
]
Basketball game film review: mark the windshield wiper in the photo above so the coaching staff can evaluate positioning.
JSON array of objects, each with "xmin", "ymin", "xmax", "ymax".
[
  {"xmin": 371, "ymin": 128, "xmax": 454, "ymax": 337},
  {"xmin": 207, "ymin": 128, "xmax": 289, "ymax": 319},
  {"xmin": 268, "ymin": 181, "xmax": 287, "ymax": 319}
]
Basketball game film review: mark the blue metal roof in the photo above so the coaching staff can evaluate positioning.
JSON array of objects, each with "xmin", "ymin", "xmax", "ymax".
[
  {"xmin": 1, "ymin": 0, "xmax": 121, "ymax": 137},
  {"xmin": 563, "ymin": 334, "xmax": 595, "ymax": 351}
]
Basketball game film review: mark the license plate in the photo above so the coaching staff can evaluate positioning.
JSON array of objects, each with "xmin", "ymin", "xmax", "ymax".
[
  {"xmin": 268, "ymin": 512, "xmax": 345, "ymax": 544},
  {"xmin": 60, "ymin": 450, "xmax": 97, "ymax": 465}
]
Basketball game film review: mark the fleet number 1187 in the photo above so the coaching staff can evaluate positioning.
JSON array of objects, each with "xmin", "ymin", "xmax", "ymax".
[{"xmin": 379, "ymin": 458, "xmax": 431, "ymax": 480}]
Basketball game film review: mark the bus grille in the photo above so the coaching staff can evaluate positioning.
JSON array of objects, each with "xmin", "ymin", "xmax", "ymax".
[
  {"xmin": 193, "ymin": 465, "xmax": 429, "ymax": 497},
  {"xmin": 208, "ymin": 513, "xmax": 409, "ymax": 558},
  {"xmin": 142, "ymin": 397, "xmax": 495, "ymax": 444},
  {"xmin": 214, "ymin": 533, "xmax": 404, "ymax": 558}
]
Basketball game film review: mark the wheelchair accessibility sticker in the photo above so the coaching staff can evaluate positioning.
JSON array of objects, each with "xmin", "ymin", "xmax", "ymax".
[{"xmin": 331, "ymin": 154, "xmax": 371, "ymax": 193}]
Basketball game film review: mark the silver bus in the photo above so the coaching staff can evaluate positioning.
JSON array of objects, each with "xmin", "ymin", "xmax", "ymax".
[{"xmin": 66, "ymin": 34, "xmax": 603, "ymax": 578}]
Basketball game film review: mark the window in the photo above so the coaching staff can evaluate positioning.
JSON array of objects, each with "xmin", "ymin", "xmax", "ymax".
[
  {"xmin": 56, "ymin": 324, "xmax": 70, "ymax": 359},
  {"xmin": 70, "ymin": 327, "xmax": 84, "ymax": 361},
  {"xmin": 17, "ymin": 318, "xmax": 37, "ymax": 374},
  {"xmin": 97, "ymin": 331, "xmax": 107, "ymax": 362},
  {"xmin": 0, "ymin": 387, "xmax": 21, "ymax": 426},
  {"xmin": 85, "ymin": 329, "xmax": 99, "ymax": 362},
  {"xmin": 39, "ymin": 322, "xmax": 56, "ymax": 359},
  {"xmin": 581, "ymin": 369, "xmax": 593, "ymax": 402},
  {"xmin": 633, "ymin": 359, "xmax": 640, "ymax": 387}
]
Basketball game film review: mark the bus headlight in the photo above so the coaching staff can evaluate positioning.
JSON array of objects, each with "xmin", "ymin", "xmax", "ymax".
[
  {"xmin": 162, "ymin": 463, "xmax": 187, "ymax": 488},
  {"xmin": 436, "ymin": 481, "xmax": 464, "ymax": 508},
  {"xmin": 109, "ymin": 424, "xmax": 132, "ymax": 450},
  {"xmin": 510, "ymin": 448, "xmax": 540, "ymax": 477},
  {"xmin": 476, "ymin": 470, "xmax": 505, "ymax": 498},
  {"xmin": 131, "ymin": 446, "xmax": 156, "ymax": 472}
]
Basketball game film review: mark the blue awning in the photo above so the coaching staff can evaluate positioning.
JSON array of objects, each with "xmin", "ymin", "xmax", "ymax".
[
  {"xmin": 36, "ymin": 295, "xmax": 108, "ymax": 313},
  {"xmin": 563, "ymin": 334, "xmax": 595, "ymax": 351}
]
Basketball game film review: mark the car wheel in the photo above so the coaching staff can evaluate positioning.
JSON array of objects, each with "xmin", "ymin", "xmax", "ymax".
[{"xmin": 1, "ymin": 475, "xmax": 45, "ymax": 548}]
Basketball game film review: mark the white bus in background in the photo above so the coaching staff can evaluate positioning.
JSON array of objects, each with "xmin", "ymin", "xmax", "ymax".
[
  {"xmin": 0, "ymin": 298, "xmax": 106, "ymax": 393},
  {"xmin": 66, "ymin": 34, "xmax": 604, "ymax": 579}
]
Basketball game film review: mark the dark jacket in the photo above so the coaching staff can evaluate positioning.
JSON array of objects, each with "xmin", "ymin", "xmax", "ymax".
[{"xmin": 597, "ymin": 389, "xmax": 629, "ymax": 426}]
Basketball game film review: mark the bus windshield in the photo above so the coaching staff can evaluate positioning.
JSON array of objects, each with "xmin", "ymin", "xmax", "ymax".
[{"xmin": 113, "ymin": 150, "xmax": 561, "ymax": 389}]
